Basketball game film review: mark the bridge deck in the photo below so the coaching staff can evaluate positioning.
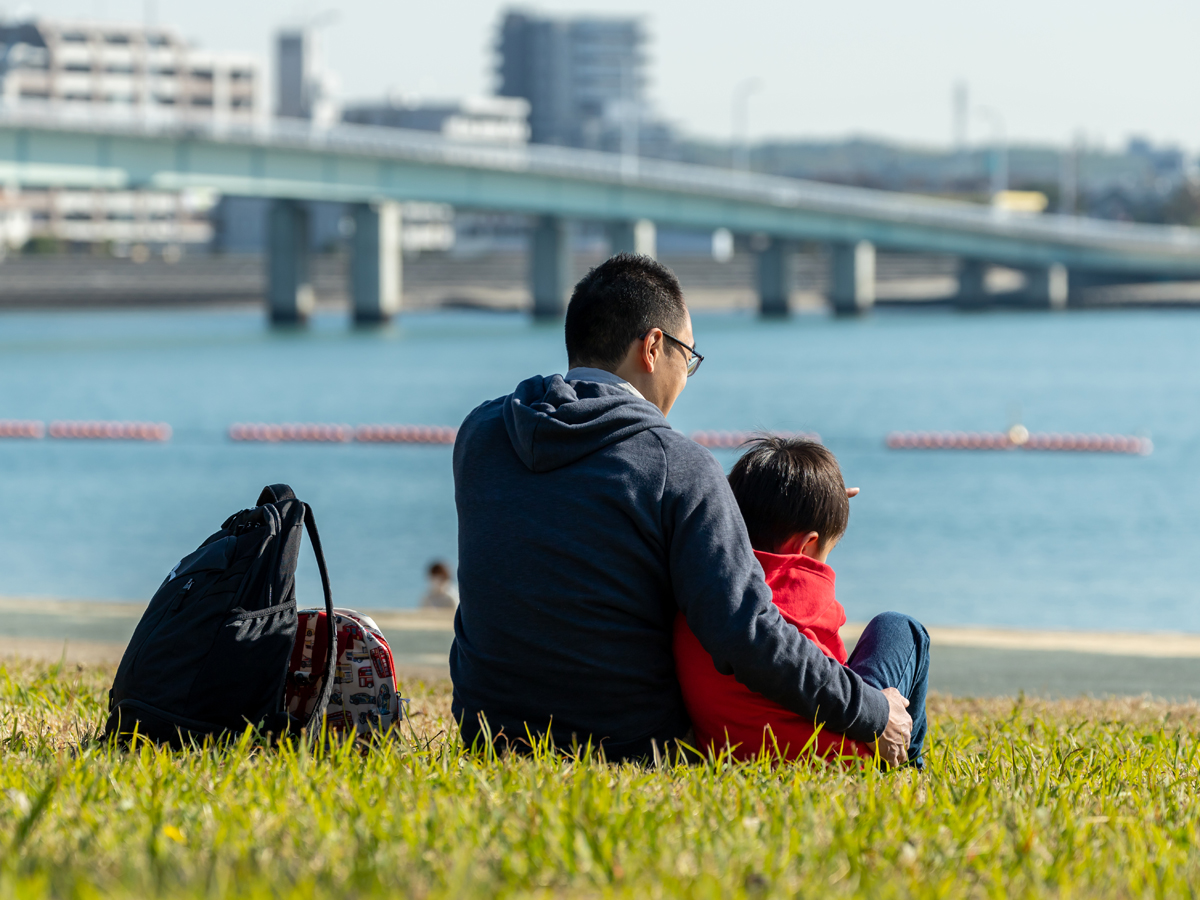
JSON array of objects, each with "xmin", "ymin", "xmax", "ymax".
[{"xmin": 2, "ymin": 107, "xmax": 1199, "ymax": 277}]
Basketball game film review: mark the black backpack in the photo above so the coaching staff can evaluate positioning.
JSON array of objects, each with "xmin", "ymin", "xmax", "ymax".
[{"xmin": 103, "ymin": 484, "xmax": 336, "ymax": 745}]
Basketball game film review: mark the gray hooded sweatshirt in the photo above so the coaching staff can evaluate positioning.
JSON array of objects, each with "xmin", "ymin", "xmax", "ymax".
[{"xmin": 450, "ymin": 373, "xmax": 889, "ymax": 761}]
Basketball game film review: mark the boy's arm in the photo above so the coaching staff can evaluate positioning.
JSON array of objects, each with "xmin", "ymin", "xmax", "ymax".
[{"xmin": 660, "ymin": 436, "xmax": 892, "ymax": 745}]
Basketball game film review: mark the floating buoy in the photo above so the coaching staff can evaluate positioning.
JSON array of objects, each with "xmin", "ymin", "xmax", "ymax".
[
  {"xmin": 48, "ymin": 421, "xmax": 171, "ymax": 441},
  {"xmin": 691, "ymin": 430, "xmax": 821, "ymax": 449},
  {"xmin": 0, "ymin": 420, "xmax": 44, "ymax": 439},
  {"xmin": 228, "ymin": 423, "xmax": 353, "ymax": 443},
  {"xmin": 886, "ymin": 429, "xmax": 1151, "ymax": 455},
  {"xmin": 354, "ymin": 425, "xmax": 457, "ymax": 445}
]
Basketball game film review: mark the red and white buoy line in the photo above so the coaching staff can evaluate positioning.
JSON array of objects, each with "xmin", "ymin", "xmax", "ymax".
[
  {"xmin": 354, "ymin": 424, "xmax": 458, "ymax": 444},
  {"xmin": 0, "ymin": 419, "xmax": 1153, "ymax": 455},
  {"xmin": 691, "ymin": 430, "xmax": 821, "ymax": 449},
  {"xmin": 232, "ymin": 426, "xmax": 819, "ymax": 448},
  {"xmin": 886, "ymin": 425, "xmax": 1151, "ymax": 455},
  {"xmin": 0, "ymin": 420, "xmax": 44, "ymax": 439},
  {"xmin": 228, "ymin": 423, "xmax": 459, "ymax": 445},
  {"xmin": 0, "ymin": 420, "xmax": 170, "ymax": 441}
]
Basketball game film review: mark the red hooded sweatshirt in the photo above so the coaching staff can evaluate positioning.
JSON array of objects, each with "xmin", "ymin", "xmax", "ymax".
[{"xmin": 673, "ymin": 550, "xmax": 875, "ymax": 762}]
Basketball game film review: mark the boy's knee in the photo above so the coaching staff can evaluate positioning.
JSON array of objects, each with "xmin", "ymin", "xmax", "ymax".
[{"xmin": 868, "ymin": 611, "xmax": 930, "ymax": 651}]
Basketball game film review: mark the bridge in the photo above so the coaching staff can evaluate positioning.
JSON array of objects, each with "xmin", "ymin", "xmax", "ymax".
[{"xmin": 4, "ymin": 105, "xmax": 1200, "ymax": 322}]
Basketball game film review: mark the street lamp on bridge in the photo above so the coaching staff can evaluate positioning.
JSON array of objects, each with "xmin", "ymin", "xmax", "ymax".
[{"xmin": 731, "ymin": 77, "xmax": 762, "ymax": 174}]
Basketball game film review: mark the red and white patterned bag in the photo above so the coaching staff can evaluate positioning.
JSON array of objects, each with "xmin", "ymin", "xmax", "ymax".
[{"xmin": 285, "ymin": 608, "xmax": 404, "ymax": 735}]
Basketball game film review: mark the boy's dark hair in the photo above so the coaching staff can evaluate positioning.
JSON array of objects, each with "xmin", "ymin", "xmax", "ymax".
[
  {"xmin": 728, "ymin": 435, "xmax": 849, "ymax": 554},
  {"xmin": 565, "ymin": 253, "xmax": 687, "ymax": 369}
]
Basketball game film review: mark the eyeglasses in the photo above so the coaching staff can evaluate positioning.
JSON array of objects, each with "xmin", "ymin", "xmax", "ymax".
[{"xmin": 640, "ymin": 329, "xmax": 704, "ymax": 377}]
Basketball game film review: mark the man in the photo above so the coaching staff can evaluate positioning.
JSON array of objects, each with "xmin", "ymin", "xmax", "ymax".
[{"xmin": 451, "ymin": 254, "xmax": 915, "ymax": 764}]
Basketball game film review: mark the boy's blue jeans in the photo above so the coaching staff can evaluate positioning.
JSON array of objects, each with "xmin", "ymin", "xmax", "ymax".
[{"xmin": 845, "ymin": 611, "xmax": 931, "ymax": 768}]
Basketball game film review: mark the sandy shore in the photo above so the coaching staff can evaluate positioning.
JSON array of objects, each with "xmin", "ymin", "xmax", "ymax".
[
  {"xmin": 0, "ymin": 596, "xmax": 458, "ymax": 666},
  {"xmin": 4, "ymin": 596, "xmax": 1200, "ymax": 698},
  {"xmin": 841, "ymin": 621, "xmax": 1200, "ymax": 658}
]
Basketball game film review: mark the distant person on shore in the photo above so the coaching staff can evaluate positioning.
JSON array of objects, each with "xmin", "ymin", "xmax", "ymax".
[
  {"xmin": 450, "ymin": 253, "xmax": 914, "ymax": 765},
  {"xmin": 420, "ymin": 561, "xmax": 459, "ymax": 611},
  {"xmin": 674, "ymin": 436, "xmax": 930, "ymax": 766}
]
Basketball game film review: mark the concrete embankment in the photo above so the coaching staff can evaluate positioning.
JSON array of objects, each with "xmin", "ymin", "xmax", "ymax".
[
  {"xmin": 13, "ymin": 251, "xmax": 1200, "ymax": 312},
  {"xmin": 0, "ymin": 251, "xmax": 952, "ymax": 312},
  {"xmin": 4, "ymin": 252, "xmax": 1200, "ymax": 312},
  {"xmin": 3, "ymin": 596, "xmax": 1200, "ymax": 699}
]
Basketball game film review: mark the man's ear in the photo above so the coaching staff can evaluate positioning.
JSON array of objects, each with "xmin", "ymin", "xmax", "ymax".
[{"xmin": 639, "ymin": 329, "xmax": 662, "ymax": 373}]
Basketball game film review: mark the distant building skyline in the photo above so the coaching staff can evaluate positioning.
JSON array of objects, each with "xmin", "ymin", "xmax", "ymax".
[
  {"xmin": 2, "ymin": 3, "xmax": 1196, "ymax": 249},
  {"xmin": 17, "ymin": 0, "xmax": 1200, "ymax": 155}
]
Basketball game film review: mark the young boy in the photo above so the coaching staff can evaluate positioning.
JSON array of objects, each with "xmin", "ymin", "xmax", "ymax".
[{"xmin": 673, "ymin": 435, "xmax": 929, "ymax": 765}]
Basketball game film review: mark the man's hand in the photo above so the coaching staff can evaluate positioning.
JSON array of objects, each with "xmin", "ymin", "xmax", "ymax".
[{"xmin": 878, "ymin": 687, "xmax": 912, "ymax": 767}]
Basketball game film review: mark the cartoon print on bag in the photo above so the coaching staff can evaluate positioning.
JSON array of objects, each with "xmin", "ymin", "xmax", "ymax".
[
  {"xmin": 371, "ymin": 646, "xmax": 392, "ymax": 678},
  {"xmin": 378, "ymin": 683, "xmax": 391, "ymax": 717},
  {"xmin": 358, "ymin": 710, "xmax": 380, "ymax": 729},
  {"xmin": 286, "ymin": 609, "xmax": 403, "ymax": 735}
]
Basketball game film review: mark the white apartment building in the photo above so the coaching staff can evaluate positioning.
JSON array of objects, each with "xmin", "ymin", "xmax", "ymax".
[
  {"xmin": 0, "ymin": 18, "xmax": 262, "ymax": 252},
  {"xmin": 342, "ymin": 95, "xmax": 531, "ymax": 147},
  {"xmin": 337, "ymin": 96, "xmax": 531, "ymax": 254}
]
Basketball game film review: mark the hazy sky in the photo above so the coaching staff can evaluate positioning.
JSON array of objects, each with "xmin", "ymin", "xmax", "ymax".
[{"xmin": 25, "ymin": 0, "xmax": 1200, "ymax": 152}]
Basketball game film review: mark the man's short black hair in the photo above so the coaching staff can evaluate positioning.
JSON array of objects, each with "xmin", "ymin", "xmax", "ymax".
[
  {"xmin": 565, "ymin": 253, "xmax": 687, "ymax": 369},
  {"xmin": 728, "ymin": 435, "xmax": 849, "ymax": 554}
]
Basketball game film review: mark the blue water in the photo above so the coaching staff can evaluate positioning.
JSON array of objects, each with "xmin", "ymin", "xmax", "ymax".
[{"xmin": 1, "ymin": 306, "xmax": 1197, "ymax": 631}]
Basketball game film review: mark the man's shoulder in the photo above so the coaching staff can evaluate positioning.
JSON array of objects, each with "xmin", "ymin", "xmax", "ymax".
[
  {"xmin": 657, "ymin": 426, "xmax": 706, "ymax": 448},
  {"xmin": 458, "ymin": 395, "xmax": 507, "ymax": 435},
  {"xmin": 648, "ymin": 427, "xmax": 727, "ymax": 478},
  {"xmin": 597, "ymin": 422, "xmax": 719, "ymax": 471},
  {"xmin": 453, "ymin": 396, "xmax": 510, "ymax": 469}
]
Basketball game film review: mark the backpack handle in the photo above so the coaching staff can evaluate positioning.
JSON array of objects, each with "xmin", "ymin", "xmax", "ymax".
[
  {"xmin": 258, "ymin": 484, "xmax": 297, "ymax": 505},
  {"xmin": 299, "ymin": 503, "xmax": 337, "ymax": 735}
]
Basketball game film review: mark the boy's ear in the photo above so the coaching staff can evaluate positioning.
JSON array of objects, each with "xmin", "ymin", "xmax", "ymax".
[{"xmin": 778, "ymin": 531, "xmax": 821, "ymax": 557}]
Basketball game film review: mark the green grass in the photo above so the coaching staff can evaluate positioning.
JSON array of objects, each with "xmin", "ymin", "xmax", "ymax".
[{"xmin": 2, "ymin": 659, "xmax": 1200, "ymax": 898}]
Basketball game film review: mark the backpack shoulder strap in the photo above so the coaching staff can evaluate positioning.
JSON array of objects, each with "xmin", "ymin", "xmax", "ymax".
[
  {"xmin": 257, "ymin": 484, "xmax": 297, "ymax": 506},
  {"xmin": 299, "ymin": 502, "xmax": 337, "ymax": 734}
]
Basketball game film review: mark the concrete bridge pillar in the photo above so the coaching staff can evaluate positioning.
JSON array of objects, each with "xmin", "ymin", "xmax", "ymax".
[
  {"xmin": 1023, "ymin": 263, "xmax": 1069, "ymax": 310},
  {"xmin": 757, "ymin": 238, "xmax": 793, "ymax": 317},
  {"xmin": 830, "ymin": 240, "xmax": 876, "ymax": 315},
  {"xmin": 956, "ymin": 258, "xmax": 989, "ymax": 308},
  {"xmin": 350, "ymin": 201, "xmax": 403, "ymax": 324},
  {"xmin": 267, "ymin": 199, "xmax": 314, "ymax": 324},
  {"xmin": 531, "ymin": 215, "xmax": 571, "ymax": 318},
  {"xmin": 606, "ymin": 219, "xmax": 657, "ymax": 258}
]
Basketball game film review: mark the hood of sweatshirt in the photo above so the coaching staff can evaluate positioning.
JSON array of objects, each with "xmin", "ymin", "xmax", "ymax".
[{"xmin": 502, "ymin": 373, "xmax": 668, "ymax": 473}]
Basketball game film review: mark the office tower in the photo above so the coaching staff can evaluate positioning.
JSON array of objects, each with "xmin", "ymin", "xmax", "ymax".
[
  {"xmin": 496, "ymin": 10, "xmax": 648, "ymax": 151},
  {"xmin": 275, "ymin": 28, "xmax": 339, "ymax": 127}
]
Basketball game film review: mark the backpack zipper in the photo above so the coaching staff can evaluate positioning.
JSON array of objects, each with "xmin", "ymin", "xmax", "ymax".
[{"xmin": 171, "ymin": 578, "xmax": 195, "ymax": 612}]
